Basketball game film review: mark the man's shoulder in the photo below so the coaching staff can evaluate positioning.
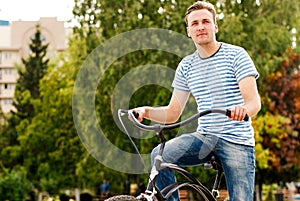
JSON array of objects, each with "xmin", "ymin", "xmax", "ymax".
[
  {"xmin": 221, "ymin": 42, "xmax": 245, "ymax": 53},
  {"xmin": 183, "ymin": 50, "xmax": 197, "ymax": 60},
  {"xmin": 180, "ymin": 50, "xmax": 198, "ymax": 65}
]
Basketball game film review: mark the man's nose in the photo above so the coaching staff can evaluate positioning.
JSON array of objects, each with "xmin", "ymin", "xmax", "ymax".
[{"xmin": 198, "ymin": 23, "xmax": 204, "ymax": 30}]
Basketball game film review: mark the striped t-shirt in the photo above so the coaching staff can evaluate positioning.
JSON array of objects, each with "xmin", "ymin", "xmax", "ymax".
[{"xmin": 172, "ymin": 43, "xmax": 259, "ymax": 146}]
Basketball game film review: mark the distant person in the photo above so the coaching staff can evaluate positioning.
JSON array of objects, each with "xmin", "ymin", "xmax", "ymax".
[
  {"xmin": 138, "ymin": 182, "xmax": 146, "ymax": 194},
  {"xmin": 130, "ymin": 182, "xmax": 138, "ymax": 196},
  {"xmin": 101, "ymin": 179, "xmax": 110, "ymax": 196}
]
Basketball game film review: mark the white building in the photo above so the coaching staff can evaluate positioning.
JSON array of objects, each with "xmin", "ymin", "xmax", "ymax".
[{"xmin": 0, "ymin": 17, "xmax": 68, "ymax": 113}]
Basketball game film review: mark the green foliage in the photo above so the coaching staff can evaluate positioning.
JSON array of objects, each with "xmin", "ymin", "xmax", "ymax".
[
  {"xmin": 14, "ymin": 23, "xmax": 49, "ymax": 119},
  {"xmin": 0, "ymin": 166, "xmax": 33, "ymax": 201},
  {"xmin": 71, "ymin": 0, "xmax": 300, "ymax": 192},
  {"xmin": 0, "ymin": 23, "xmax": 50, "ymax": 183},
  {"xmin": 19, "ymin": 49, "xmax": 85, "ymax": 191},
  {"xmin": 257, "ymin": 48, "xmax": 300, "ymax": 184},
  {"xmin": 253, "ymin": 113, "xmax": 291, "ymax": 169},
  {"xmin": 216, "ymin": 0, "xmax": 300, "ymax": 188},
  {"xmin": 217, "ymin": 0, "xmax": 300, "ymax": 91}
]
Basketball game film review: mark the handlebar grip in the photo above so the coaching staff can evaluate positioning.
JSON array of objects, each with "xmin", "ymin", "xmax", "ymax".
[
  {"xmin": 118, "ymin": 109, "xmax": 139, "ymax": 119},
  {"xmin": 225, "ymin": 109, "xmax": 249, "ymax": 121},
  {"xmin": 132, "ymin": 111, "xmax": 139, "ymax": 119}
]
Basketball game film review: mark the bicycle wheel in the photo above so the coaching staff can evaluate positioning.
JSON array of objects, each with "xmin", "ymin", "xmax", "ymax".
[
  {"xmin": 184, "ymin": 183, "xmax": 214, "ymax": 201},
  {"xmin": 160, "ymin": 164, "xmax": 216, "ymax": 201},
  {"xmin": 162, "ymin": 182, "xmax": 215, "ymax": 201},
  {"xmin": 104, "ymin": 195, "xmax": 138, "ymax": 201}
]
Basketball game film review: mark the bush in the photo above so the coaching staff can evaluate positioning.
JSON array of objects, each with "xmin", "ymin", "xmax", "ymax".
[{"xmin": 0, "ymin": 167, "xmax": 33, "ymax": 201}]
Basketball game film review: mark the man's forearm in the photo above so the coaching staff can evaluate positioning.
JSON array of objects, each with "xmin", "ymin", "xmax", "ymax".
[{"xmin": 144, "ymin": 106, "xmax": 181, "ymax": 124}]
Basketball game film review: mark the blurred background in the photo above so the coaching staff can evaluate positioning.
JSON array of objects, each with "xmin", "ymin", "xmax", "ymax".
[{"xmin": 0, "ymin": 0, "xmax": 299, "ymax": 200}]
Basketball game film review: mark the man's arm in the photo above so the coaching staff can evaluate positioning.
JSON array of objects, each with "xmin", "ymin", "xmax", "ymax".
[
  {"xmin": 133, "ymin": 89, "xmax": 190, "ymax": 124},
  {"xmin": 230, "ymin": 76, "xmax": 261, "ymax": 121}
]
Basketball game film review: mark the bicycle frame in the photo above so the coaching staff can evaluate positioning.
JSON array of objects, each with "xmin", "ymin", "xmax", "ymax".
[
  {"xmin": 137, "ymin": 128, "xmax": 218, "ymax": 201},
  {"xmin": 117, "ymin": 109, "xmax": 248, "ymax": 201}
]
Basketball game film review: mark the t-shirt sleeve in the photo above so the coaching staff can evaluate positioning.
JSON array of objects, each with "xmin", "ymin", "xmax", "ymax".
[
  {"xmin": 171, "ymin": 60, "xmax": 191, "ymax": 92},
  {"xmin": 234, "ymin": 48, "xmax": 259, "ymax": 82}
]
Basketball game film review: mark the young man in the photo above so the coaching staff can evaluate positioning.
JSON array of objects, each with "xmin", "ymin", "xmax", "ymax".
[{"xmin": 133, "ymin": 1, "xmax": 261, "ymax": 200}]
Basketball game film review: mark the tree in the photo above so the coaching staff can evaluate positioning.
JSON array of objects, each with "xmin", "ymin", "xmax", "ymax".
[
  {"xmin": 215, "ymin": 0, "xmax": 300, "ymax": 197},
  {"xmin": 253, "ymin": 113, "xmax": 292, "ymax": 200},
  {"xmin": 71, "ymin": 0, "xmax": 194, "ymax": 193},
  {"xmin": 14, "ymin": 23, "xmax": 49, "ymax": 119},
  {"xmin": 16, "ymin": 36, "xmax": 88, "ymax": 192},
  {"xmin": 69, "ymin": 0, "xmax": 300, "ymax": 195},
  {"xmin": 0, "ymin": 23, "xmax": 49, "ymax": 167},
  {"xmin": 263, "ymin": 49, "xmax": 300, "ymax": 180},
  {"xmin": 15, "ymin": 23, "xmax": 50, "ymax": 186},
  {"xmin": 0, "ymin": 24, "xmax": 50, "ymax": 200},
  {"xmin": 252, "ymin": 50, "xmax": 300, "ymax": 200},
  {"xmin": 216, "ymin": 0, "xmax": 300, "ymax": 90}
]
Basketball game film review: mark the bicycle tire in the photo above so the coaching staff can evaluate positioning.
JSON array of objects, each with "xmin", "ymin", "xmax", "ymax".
[{"xmin": 104, "ymin": 195, "xmax": 139, "ymax": 201}]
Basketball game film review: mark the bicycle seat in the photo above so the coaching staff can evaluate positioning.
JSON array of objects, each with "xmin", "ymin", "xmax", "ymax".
[{"xmin": 204, "ymin": 155, "xmax": 223, "ymax": 172}]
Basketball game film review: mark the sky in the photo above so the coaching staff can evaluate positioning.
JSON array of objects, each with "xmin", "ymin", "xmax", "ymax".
[{"xmin": 0, "ymin": 0, "xmax": 74, "ymax": 22}]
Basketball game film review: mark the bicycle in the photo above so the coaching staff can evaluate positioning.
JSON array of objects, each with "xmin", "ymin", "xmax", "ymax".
[{"xmin": 105, "ymin": 109, "xmax": 249, "ymax": 201}]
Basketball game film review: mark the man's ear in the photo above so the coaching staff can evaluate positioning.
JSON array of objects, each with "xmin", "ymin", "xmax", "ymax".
[
  {"xmin": 215, "ymin": 23, "xmax": 218, "ymax": 33},
  {"xmin": 186, "ymin": 27, "xmax": 191, "ymax": 37}
]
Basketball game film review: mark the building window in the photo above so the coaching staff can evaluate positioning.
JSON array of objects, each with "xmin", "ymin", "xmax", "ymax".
[
  {"xmin": 3, "ymin": 99, "xmax": 12, "ymax": 105},
  {"xmin": 4, "ymin": 52, "xmax": 12, "ymax": 59},
  {"xmin": 4, "ymin": 84, "xmax": 13, "ymax": 90},
  {"xmin": 4, "ymin": 69, "xmax": 13, "ymax": 75}
]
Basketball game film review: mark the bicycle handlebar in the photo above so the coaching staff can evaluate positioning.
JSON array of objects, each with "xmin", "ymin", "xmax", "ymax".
[{"xmin": 118, "ymin": 109, "xmax": 249, "ymax": 133}]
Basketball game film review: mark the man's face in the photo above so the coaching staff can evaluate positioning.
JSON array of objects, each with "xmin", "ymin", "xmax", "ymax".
[{"xmin": 186, "ymin": 9, "xmax": 218, "ymax": 46}]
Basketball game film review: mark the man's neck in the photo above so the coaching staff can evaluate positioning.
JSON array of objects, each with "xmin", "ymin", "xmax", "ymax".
[{"xmin": 197, "ymin": 41, "xmax": 221, "ymax": 59}]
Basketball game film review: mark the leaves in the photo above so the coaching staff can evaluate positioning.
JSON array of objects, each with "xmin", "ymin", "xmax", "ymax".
[
  {"xmin": 253, "ymin": 47, "xmax": 300, "ymax": 184},
  {"xmin": 0, "ymin": 167, "xmax": 33, "ymax": 201}
]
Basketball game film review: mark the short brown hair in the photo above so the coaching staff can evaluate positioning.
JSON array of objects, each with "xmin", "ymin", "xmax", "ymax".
[{"xmin": 185, "ymin": 1, "xmax": 217, "ymax": 25}]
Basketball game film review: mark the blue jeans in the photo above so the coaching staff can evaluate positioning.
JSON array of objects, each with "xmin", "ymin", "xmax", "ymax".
[{"xmin": 151, "ymin": 133, "xmax": 255, "ymax": 201}]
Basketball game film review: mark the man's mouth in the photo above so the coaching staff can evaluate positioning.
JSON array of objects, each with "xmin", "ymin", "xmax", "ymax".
[{"xmin": 197, "ymin": 33, "xmax": 207, "ymax": 37}]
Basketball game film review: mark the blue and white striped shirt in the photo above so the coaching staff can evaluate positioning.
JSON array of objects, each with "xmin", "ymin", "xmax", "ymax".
[{"xmin": 172, "ymin": 43, "xmax": 259, "ymax": 146}]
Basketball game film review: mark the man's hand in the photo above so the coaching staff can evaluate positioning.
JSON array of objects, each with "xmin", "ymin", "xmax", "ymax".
[
  {"xmin": 131, "ymin": 106, "xmax": 150, "ymax": 122},
  {"xmin": 229, "ymin": 105, "xmax": 248, "ymax": 121}
]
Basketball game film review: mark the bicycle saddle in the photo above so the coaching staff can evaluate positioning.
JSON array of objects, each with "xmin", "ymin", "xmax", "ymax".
[{"xmin": 204, "ymin": 155, "xmax": 223, "ymax": 172}]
